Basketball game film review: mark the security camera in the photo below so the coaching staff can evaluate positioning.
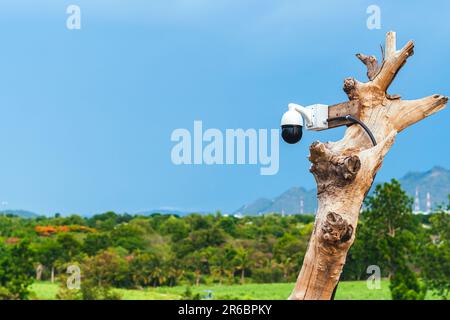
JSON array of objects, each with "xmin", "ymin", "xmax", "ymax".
[
  {"xmin": 280, "ymin": 103, "xmax": 328, "ymax": 144},
  {"xmin": 280, "ymin": 101, "xmax": 377, "ymax": 146},
  {"xmin": 280, "ymin": 104, "xmax": 304, "ymax": 144}
]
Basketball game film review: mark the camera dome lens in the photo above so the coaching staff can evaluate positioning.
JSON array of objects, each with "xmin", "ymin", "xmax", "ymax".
[{"xmin": 281, "ymin": 125, "xmax": 302, "ymax": 144}]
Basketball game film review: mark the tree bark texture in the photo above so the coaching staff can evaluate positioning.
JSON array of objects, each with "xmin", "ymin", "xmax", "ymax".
[{"xmin": 289, "ymin": 31, "xmax": 447, "ymax": 300}]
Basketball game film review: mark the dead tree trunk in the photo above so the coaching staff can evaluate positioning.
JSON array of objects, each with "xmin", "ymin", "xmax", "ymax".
[{"xmin": 289, "ymin": 31, "xmax": 447, "ymax": 300}]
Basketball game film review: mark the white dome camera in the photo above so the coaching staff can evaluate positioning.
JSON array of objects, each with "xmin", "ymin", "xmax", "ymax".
[
  {"xmin": 281, "ymin": 104, "xmax": 307, "ymax": 144},
  {"xmin": 280, "ymin": 102, "xmax": 377, "ymax": 146},
  {"xmin": 280, "ymin": 103, "xmax": 326, "ymax": 144}
]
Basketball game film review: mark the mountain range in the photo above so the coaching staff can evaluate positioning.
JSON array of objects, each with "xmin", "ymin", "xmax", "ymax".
[
  {"xmin": 234, "ymin": 166, "xmax": 450, "ymax": 215},
  {"xmin": 0, "ymin": 209, "xmax": 40, "ymax": 219},
  {"xmin": 3, "ymin": 167, "xmax": 449, "ymax": 218},
  {"xmin": 135, "ymin": 209, "xmax": 208, "ymax": 216}
]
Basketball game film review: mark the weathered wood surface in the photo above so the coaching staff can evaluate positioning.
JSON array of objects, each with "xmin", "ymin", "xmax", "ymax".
[
  {"xmin": 289, "ymin": 31, "xmax": 448, "ymax": 300},
  {"xmin": 326, "ymin": 100, "xmax": 361, "ymax": 129}
]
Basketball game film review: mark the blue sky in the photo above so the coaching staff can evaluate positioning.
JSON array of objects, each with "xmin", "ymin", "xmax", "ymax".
[{"xmin": 0, "ymin": 1, "xmax": 448, "ymax": 215}]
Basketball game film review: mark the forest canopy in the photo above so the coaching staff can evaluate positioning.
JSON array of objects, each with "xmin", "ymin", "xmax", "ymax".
[{"xmin": 0, "ymin": 180, "xmax": 448, "ymax": 300}]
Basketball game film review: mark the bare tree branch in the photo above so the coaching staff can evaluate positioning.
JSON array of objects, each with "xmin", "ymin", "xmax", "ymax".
[
  {"xmin": 289, "ymin": 31, "xmax": 446, "ymax": 300},
  {"xmin": 373, "ymin": 32, "xmax": 414, "ymax": 92},
  {"xmin": 388, "ymin": 94, "xmax": 448, "ymax": 132}
]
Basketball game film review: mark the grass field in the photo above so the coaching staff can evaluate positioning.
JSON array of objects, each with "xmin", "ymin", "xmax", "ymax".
[
  {"xmin": 31, "ymin": 280, "xmax": 447, "ymax": 300},
  {"xmin": 29, "ymin": 279, "xmax": 445, "ymax": 300}
]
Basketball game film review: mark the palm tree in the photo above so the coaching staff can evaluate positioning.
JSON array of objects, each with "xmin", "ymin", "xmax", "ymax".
[
  {"xmin": 150, "ymin": 266, "xmax": 166, "ymax": 287},
  {"xmin": 233, "ymin": 247, "xmax": 252, "ymax": 284}
]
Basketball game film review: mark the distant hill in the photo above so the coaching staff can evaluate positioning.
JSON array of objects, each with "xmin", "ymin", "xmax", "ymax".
[
  {"xmin": 0, "ymin": 209, "xmax": 40, "ymax": 219},
  {"xmin": 135, "ymin": 209, "xmax": 210, "ymax": 216},
  {"xmin": 4, "ymin": 167, "xmax": 449, "ymax": 218},
  {"xmin": 235, "ymin": 187, "xmax": 317, "ymax": 215},
  {"xmin": 235, "ymin": 166, "xmax": 450, "ymax": 215},
  {"xmin": 399, "ymin": 166, "xmax": 450, "ymax": 210}
]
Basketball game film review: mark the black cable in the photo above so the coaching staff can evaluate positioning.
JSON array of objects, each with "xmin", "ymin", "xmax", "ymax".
[{"xmin": 327, "ymin": 115, "xmax": 377, "ymax": 146}]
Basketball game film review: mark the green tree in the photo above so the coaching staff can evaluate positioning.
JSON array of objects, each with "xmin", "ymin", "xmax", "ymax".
[
  {"xmin": 161, "ymin": 216, "xmax": 189, "ymax": 242},
  {"xmin": 129, "ymin": 251, "xmax": 161, "ymax": 287},
  {"xmin": 166, "ymin": 258, "xmax": 184, "ymax": 287},
  {"xmin": 0, "ymin": 241, "xmax": 35, "ymax": 299},
  {"xmin": 83, "ymin": 233, "xmax": 112, "ymax": 256},
  {"xmin": 232, "ymin": 246, "xmax": 252, "ymax": 284},
  {"xmin": 184, "ymin": 249, "xmax": 210, "ymax": 286},
  {"xmin": 361, "ymin": 180, "xmax": 424, "ymax": 300},
  {"xmin": 56, "ymin": 233, "xmax": 82, "ymax": 262},
  {"xmin": 34, "ymin": 238, "xmax": 63, "ymax": 282},
  {"xmin": 217, "ymin": 216, "xmax": 238, "ymax": 236},
  {"xmin": 420, "ymin": 210, "xmax": 450, "ymax": 299},
  {"xmin": 81, "ymin": 248, "xmax": 130, "ymax": 288},
  {"xmin": 211, "ymin": 245, "xmax": 239, "ymax": 284},
  {"xmin": 110, "ymin": 223, "xmax": 146, "ymax": 252}
]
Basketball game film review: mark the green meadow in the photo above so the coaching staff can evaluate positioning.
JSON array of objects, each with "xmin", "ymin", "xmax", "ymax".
[{"xmin": 30, "ymin": 280, "xmax": 445, "ymax": 300}]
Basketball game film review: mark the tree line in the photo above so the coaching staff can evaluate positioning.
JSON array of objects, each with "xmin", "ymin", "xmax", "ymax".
[{"xmin": 0, "ymin": 180, "xmax": 448, "ymax": 299}]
